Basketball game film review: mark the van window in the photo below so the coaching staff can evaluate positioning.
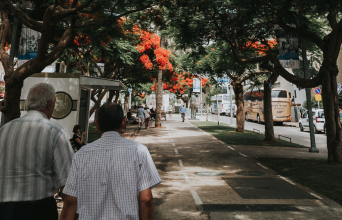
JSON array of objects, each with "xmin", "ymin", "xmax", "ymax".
[{"xmin": 318, "ymin": 112, "xmax": 325, "ymax": 118}]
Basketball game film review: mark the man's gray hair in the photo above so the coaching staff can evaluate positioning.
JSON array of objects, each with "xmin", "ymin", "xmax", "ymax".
[{"xmin": 26, "ymin": 83, "xmax": 56, "ymax": 110}]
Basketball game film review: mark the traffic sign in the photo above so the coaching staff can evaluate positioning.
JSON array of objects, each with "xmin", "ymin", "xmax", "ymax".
[
  {"xmin": 128, "ymin": 88, "xmax": 132, "ymax": 93},
  {"xmin": 315, "ymin": 95, "xmax": 322, "ymax": 101},
  {"xmin": 314, "ymin": 87, "xmax": 321, "ymax": 95}
]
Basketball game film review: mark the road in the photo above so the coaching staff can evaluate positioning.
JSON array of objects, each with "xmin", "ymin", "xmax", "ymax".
[{"xmin": 194, "ymin": 113, "xmax": 328, "ymax": 154}]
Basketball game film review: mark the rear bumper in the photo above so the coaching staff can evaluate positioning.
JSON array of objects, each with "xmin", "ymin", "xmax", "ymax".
[{"xmin": 273, "ymin": 116, "xmax": 292, "ymax": 122}]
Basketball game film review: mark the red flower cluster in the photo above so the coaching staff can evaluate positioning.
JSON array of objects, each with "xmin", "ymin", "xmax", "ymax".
[
  {"xmin": 139, "ymin": 54, "xmax": 153, "ymax": 70},
  {"xmin": 243, "ymin": 39, "xmax": 277, "ymax": 55},
  {"xmin": 151, "ymin": 72, "xmax": 209, "ymax": 94}
]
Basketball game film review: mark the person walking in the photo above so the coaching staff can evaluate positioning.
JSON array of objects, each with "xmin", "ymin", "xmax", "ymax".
[
  {"xmin": 168, "ymin": 104, "xmax": 173, "ymax": 119},
  {"xmin": 61, "ymin": 103, "xmax": 161, "ymax": 220},
  {"xmin": 137, "ymin": 105, "xmax": 145, "ymax": 127},
  {"xmin": 0, "ymin": 83, "xmax": 74, "ymax": 220},
  {"xmin": 144, "ymin": 107, "xmax": 151, "ymax": 129}
]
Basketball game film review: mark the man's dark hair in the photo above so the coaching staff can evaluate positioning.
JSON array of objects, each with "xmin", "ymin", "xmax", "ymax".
[
  {"xmin": 98, "ymin": 103, "xmax": 124, "ymax": 132},
  {"xmin": 73, "ymin": 125, "xmax": 81, "ymax": 133}
]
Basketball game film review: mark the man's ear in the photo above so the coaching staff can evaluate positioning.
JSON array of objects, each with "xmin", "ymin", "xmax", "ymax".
[
  {"xmin": 95, "ymin": 119, "xmax": 101, "ymax": 133},
  {"xmin": 47, "ymin": 99, "xmax": 54, "ymax": 111},
  {"xmin": 121, "ymin": 116, "xmax": 127, "ymax": 130}
]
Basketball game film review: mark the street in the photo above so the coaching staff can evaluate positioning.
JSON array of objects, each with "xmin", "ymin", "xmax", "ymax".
[{"xmin": 196, "ymin": 113, "xmax": 328, "ymax": 154}]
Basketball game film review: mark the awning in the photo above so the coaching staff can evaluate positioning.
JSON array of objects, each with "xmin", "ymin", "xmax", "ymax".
[{"xmin": 80, "ymin": 75, "xmax": 125, "ymax": 91}]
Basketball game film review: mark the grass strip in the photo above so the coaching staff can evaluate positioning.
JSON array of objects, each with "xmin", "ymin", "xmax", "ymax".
[
  {"xmin": 256, "ymin": 158, "xmax": 342, "ymax": 206},
  {"xmin": 190, "ymin": 121, "xmax": 307, "ymax": 148}
]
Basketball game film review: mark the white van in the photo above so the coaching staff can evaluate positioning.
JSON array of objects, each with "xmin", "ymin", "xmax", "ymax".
[{"xmin": 299, "ymin": 109, "xmax": 325, "ymax": 133}]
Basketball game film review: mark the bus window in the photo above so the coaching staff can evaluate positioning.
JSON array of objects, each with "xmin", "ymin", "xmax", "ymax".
[{"xmin": 271, "ymin": 90, "xmax": 288, "ymax": 98}]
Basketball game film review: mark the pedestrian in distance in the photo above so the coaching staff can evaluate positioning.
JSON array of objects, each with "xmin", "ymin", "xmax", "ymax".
[
  {"xmin": 72, "ymin": 125, "xmax": 86, "ymax": 152},
  {"xmin": 144, "ymin": 107, "xmax": 151, "ymax": 129},
  {"xmin": 168, "ymin": 104, "xmax": 173, "ymax": 119},
  {"xmin": 150, "ymin": 108, "xmax": 156, "ymax": 121},
  {"xmin": 180, "ymin": 105, "xmax": 186, "ymax": 122},
  {"xmin": 137, "ymin": 105, "xmax": 145, "ymax": 127},
  {"xmin": 61, "ymin": 103, "xmax": 162, "ymax": 220},
  {"xmin": 0, "ymin": 83, "xmax": 74, "ymax": 220}
]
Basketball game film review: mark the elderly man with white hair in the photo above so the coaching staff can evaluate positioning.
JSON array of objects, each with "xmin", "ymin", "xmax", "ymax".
[{"xmin": 0, "ymin": 83, "xmax": 74, "ymax": 220}]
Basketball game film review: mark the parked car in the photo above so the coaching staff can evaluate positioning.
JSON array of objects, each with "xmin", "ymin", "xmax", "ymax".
[{"xmin": 299, "ymin": 109, "xmax": 325, "ymax": 133}]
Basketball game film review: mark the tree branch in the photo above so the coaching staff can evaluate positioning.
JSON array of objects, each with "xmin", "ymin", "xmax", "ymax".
[
  {"xmin": 327, "ymin": 8, "xmax": 338, "ymax": 30},
  {"xmin": 0, "ymin": 0, "xmax": 43, "ymax": 32},
  {"xmin": 260, "ymin": 55, "xmax": 322, "ymax": 88},
  {"xmin": 278, "ymin": 22, "xmax": 326, "ymax": 51},
  {"xmin": 53, "ymin": 0, "xmax": 95, "ymax": 19}
]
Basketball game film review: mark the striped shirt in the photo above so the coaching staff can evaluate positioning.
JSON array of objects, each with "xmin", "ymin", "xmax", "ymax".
[
  {"xmin": 63, "ymin": 131, "xmax": 162, "ymax": 220},
  {"xmin": 0, "ymin": 110, "xmax": 74, "ymax": 202}
]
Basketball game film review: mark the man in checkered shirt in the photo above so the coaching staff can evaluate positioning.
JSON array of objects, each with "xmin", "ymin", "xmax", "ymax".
[{"xmin": 61, "ymin": 103, "xmax": 161, "ymax": 220}]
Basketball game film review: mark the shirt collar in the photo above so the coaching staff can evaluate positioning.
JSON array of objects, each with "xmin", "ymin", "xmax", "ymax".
[
  {"xmin": 26, "ymin": 110, "xmax": 48, "ymax": 119},
  {"xmin": 101, "ymin": 131, "xmax": 121, "ymax": 139}
]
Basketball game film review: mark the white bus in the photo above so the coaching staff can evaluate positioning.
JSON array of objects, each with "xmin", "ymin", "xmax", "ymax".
[{"xmin": 211, "ymin": 94, "xmax": 236, "ymax": 116}]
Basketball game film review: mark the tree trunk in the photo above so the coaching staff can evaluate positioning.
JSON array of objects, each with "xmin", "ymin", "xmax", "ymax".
[
  {"xmin": 114, "ymin": 91, "xmax": 120, "ymax": 104},
  {"xmin": 1, "ymin": 81, "xmax": 23, "ymax": 123},
  {"xmin": 263, "ymin": 73, "xmax": 279, "ymax": 142},
  {"xmin": 206, "ymin": 103, "xmax": 209, "ymax": 121},
  {"xmin": 263, "ymin": 81, "xmax": 275, "ymax": 141},
  {"xmin": 233, "ymin": 82, "xmax": 244, "ymax": 132},
  {"xmin": 89, "ymin": 89, "xmax": 107, "ymax": 118},
  {"xmin": 322, "ymin": 71, "xmax": 342, "ymax": 163},
  {"xmin": 107, "ymin": 90, "xmax": 115, "ymax": 103},
  {"xmin": 155, "ymin": 69, "xmax": 163, "ymax": 127}
]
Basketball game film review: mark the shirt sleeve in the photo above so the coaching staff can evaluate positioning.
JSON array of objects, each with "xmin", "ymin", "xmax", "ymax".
[
  {"xmin": 63, "ymin": 158, "xmax": 78, "ymax": 197},
  {"xmin": 53, "ymin": 130, "xmax": 74, "ymax": 188},
  {"xmin": 138, "ymin": 145, "xmax": 162, "ymax": 192}
]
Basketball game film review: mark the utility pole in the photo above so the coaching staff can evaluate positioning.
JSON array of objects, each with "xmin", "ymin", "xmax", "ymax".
[
  {"xmin": 300, "ymin": 15, "xmax": 319, "ymax": 153},
  {"xmin": 229, "ymin": 82, "xmax": 233, "ymax": 126},
  {"xmin": 216, "ymin": 86, "xmax": 219, "ymax": 125},
  {"xmin": 200, "ymin": 77, "xmax": 203, "ymax": 117}
]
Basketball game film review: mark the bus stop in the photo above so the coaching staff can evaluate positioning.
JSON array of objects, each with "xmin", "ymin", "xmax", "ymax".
[{"xmin": 19, "ymin": 72, "xmax": 124, "ymax": 143}]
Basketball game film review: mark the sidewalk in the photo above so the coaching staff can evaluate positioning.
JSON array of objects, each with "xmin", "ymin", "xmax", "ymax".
[{"xmin": 132, "ymin": 117, "xmax": 342, "ymax": 220}]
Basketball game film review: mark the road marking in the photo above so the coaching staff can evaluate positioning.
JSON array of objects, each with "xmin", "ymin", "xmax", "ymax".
[
  {"xmin": 220, "ymin": 141, "xmax": 225, "ymax": 144},
  {"xmin": 171, "ymin": 139, "xmax": 174, "ymax": 142},
  {"xmin": 278, "ymin": 175, "xmax": 296, "ymax": 185},
  {"xmin": 212, "ymin": 137, "xmax": 217, "ymax": 140},
  {"xmin": 227, "ymin": 146, "xmax": 235, "ymax": 150},
  {"xmin": 310, "ymin": 193, "xmax": 323, "ymax": 200},
  {"xmin": 190, "ymin": 190, "xmax": 203, "ymax": 205},
  {"xmin": 238, "ymin": 152, "xmax": 248, "ymax": 158},
  {"xmin": 178, "ymin": 159, "xmax": 184, "ymax": 167},
  {"xmin": 257, "ymin": 163, "xmax": 269, "ymax": 169},
  {"xmin": 174, "ymin": 148, "xmax": 179, "ymax": 154},
  {"xmin": 183, "ymin": 173, "xmax": 191, "ymax": 183},
  {"xmin": 172, "ymin": 143, "xmax": 176, "ymax": 147}
]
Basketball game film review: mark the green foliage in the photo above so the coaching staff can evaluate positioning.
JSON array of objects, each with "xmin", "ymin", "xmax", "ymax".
[
  {"xmin": 302, "ymin": 97, "xmax": 323, "ymax": 109},
  {"xmin": 0, "ymin": 85, "xmax": 4, "ymax": 94}
]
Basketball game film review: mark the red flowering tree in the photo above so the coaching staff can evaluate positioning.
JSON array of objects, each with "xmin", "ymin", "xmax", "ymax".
[
  {"xmin": 151, "ymin": 72, "xmax": 209, "ymax": 107},
  {"xmin": 136, "ymin": 30, "xmax": 176, "ymax": 127}
]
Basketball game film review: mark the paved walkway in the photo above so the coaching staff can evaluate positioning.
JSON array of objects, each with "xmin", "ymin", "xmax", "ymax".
[{"xmin": 131, "ymin": 117, "xmax": 342, "ymax": 220}]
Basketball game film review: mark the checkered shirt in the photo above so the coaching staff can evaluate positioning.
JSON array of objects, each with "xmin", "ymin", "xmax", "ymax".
[{"xmin": 63, "ymin": 131, "xmax": 162, "ymax": 220}]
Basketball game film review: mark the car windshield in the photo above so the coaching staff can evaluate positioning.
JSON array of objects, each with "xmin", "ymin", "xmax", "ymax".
[
  {"xmin": 271, "ymin": 90, "xmax": 288, "ymax": 98},
  {"xmin": 317, "ymin": 111, "xmax": 324, "ymax": 118}
]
